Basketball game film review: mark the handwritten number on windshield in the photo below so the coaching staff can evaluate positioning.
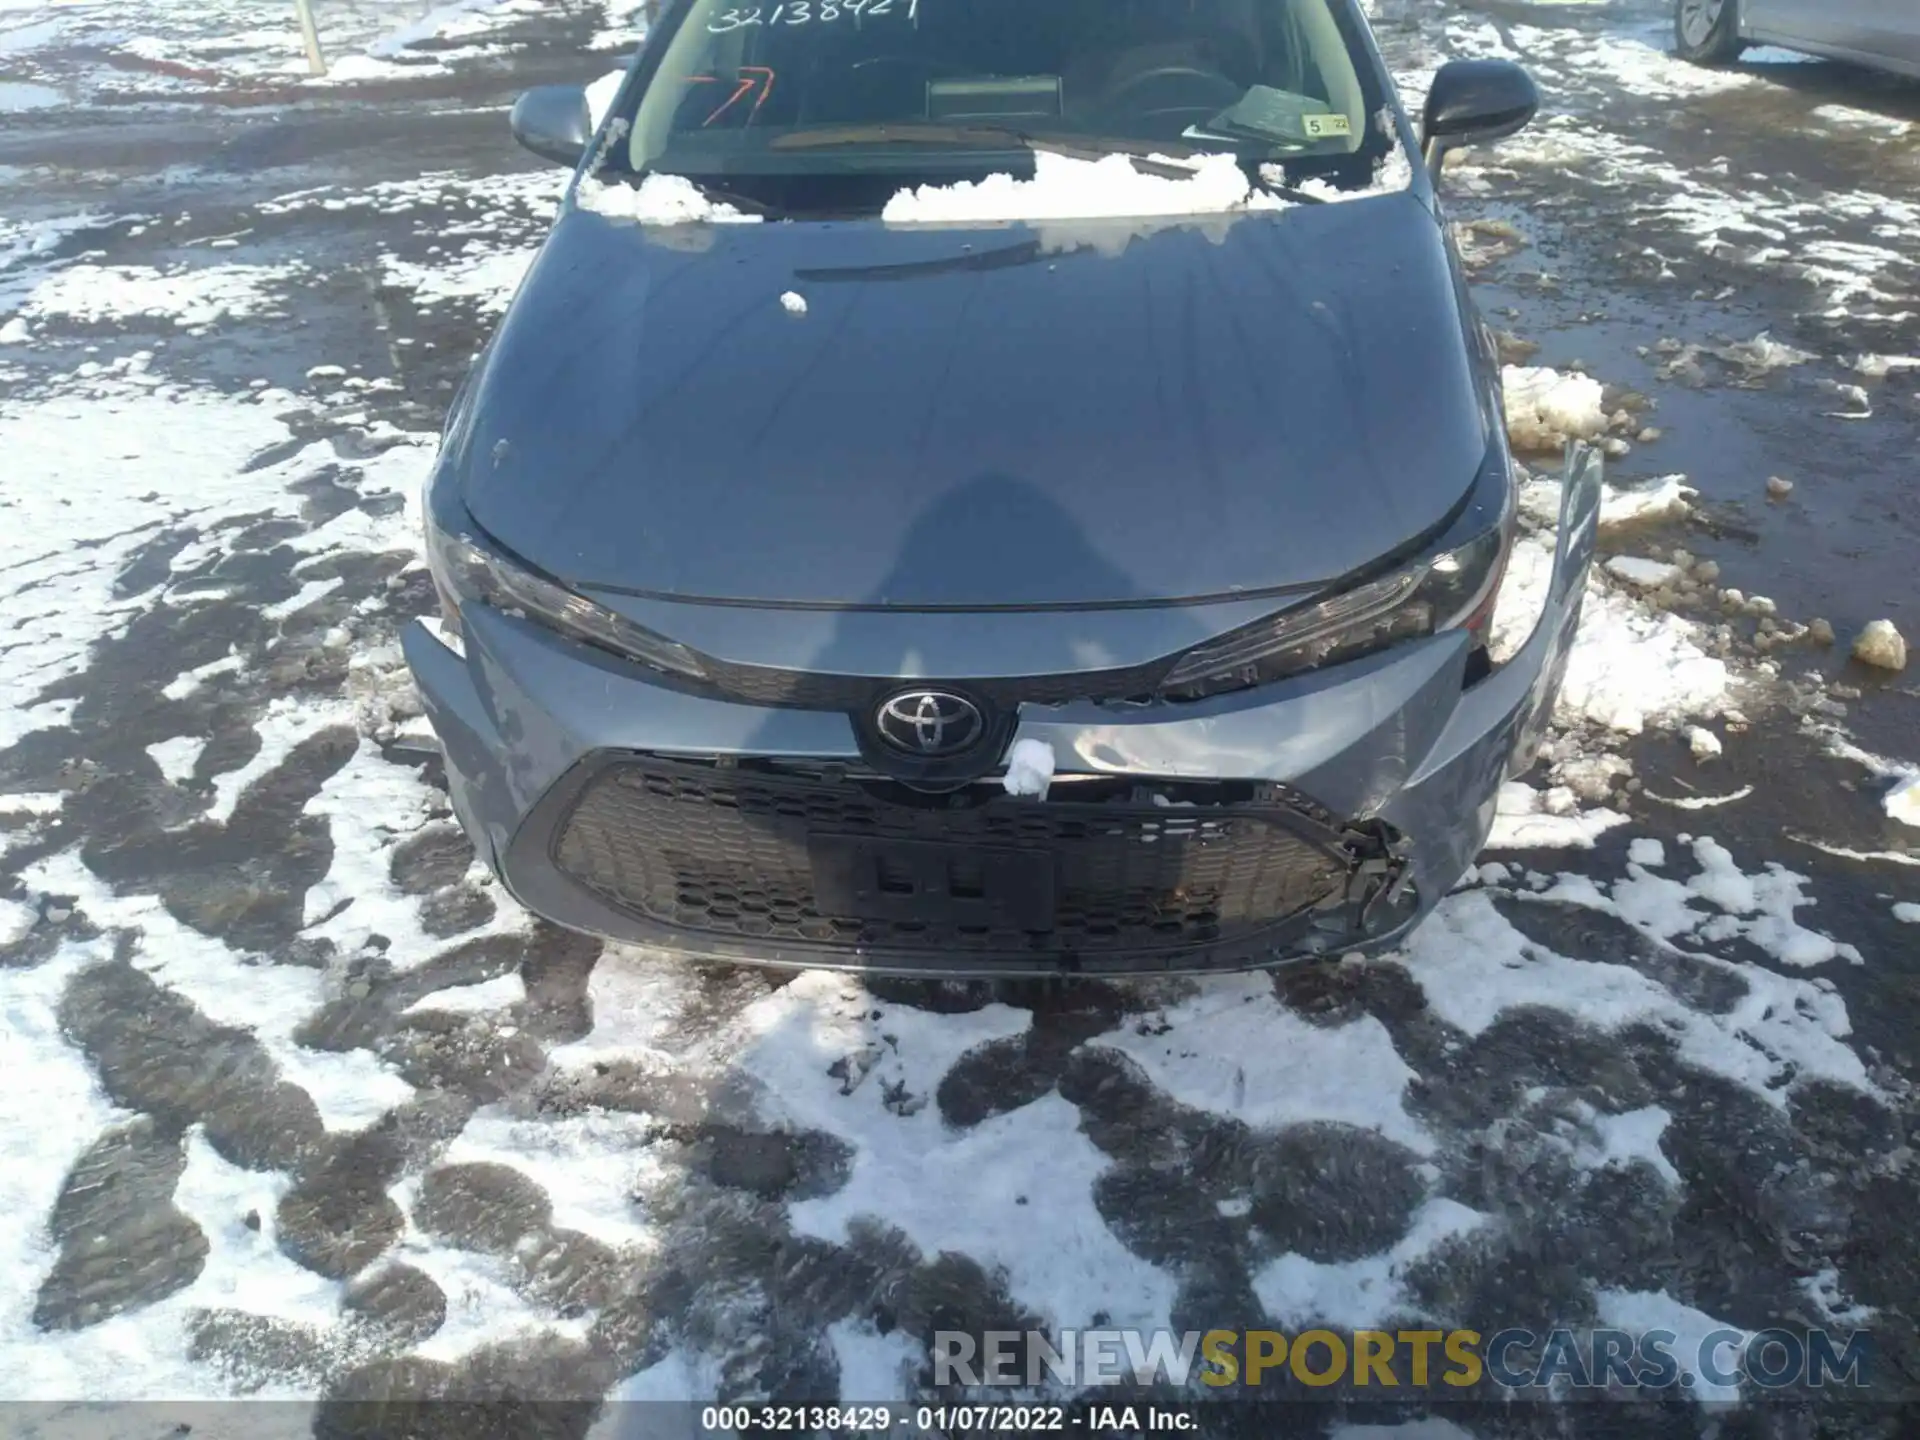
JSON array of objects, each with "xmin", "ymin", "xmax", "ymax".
[{"xmin": 708, "ymin": 0, "xmax": 915, "ymax": 31}]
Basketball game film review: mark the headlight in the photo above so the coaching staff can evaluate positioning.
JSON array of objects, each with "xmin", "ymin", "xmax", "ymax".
[
  {"xmin": 1158, "ymin": 518, "xmax": 1513, "ymax": 700},
  {"xmin": 425, "ymin": 505, "xmax": 707, "ymax": 681}
]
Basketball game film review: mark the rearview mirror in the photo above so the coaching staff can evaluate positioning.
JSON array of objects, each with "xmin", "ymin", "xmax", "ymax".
[
  {"xmin": 1420, "ymin": 60, "xmax": 1539, "ymax": 175},
  {"xmin": 511, "ymin": 85, "xmax": 593, "ymax": 169}
]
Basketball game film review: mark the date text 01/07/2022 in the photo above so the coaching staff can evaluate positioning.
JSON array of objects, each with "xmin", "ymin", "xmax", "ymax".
[
  {"xmin": 695, "ymin": 1404, "xmax": 1199, "ymax": 1433},
  {"xmin": 708, "ymin": 0, "xmax": 920, "ymax": 33}
]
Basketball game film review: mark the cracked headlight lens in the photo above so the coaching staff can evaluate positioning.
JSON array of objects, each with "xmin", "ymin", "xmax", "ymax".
[{"xmin": 1159, "ymin": 521, "xmax": 1512, "ymax": 700}]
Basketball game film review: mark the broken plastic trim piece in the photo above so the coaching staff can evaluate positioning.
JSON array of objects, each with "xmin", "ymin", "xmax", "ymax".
[{"xmin": 418, "ymin": 612, "xmax": 465, "ymax": 661}]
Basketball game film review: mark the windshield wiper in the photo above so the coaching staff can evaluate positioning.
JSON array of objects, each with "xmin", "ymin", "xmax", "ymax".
[
  {"xmin": 1255, "ymin": 180, "xmax": 1328, "ymax": 205},
  {"xmin": 769, "ymin": 123, "xmax": 1204, "ymax": 178}
]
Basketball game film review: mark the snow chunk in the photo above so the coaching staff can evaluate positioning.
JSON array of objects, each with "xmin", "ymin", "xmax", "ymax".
[
  {"xmin": 1600, "ymin": 475, "xmax": 1696, "ymax": 532},
  {"xmin": 1502, "ymin": 365, "xmax": 1607, "ymax": 451},
  {"xmin": 1852, "ymin": 619, "xmax": 1908, "ymax": 671},
  {"xmin": 1487, "ymin": 782, "xmax": 1626, "ymax": 850},
  {"xmin": 1628, "ymin": 840, "xmax": 1674, "ymax": 875},
  {"xmin": 575, "ymin": 173, "xmax": 763, "ymax": 226},
  {"xmin": 0, "ymin": 315, "xmax": 29, "ymax": 345},
  {"xmin": 1553, "ymin": 753, "xmax": 1631, "ymax": 805},
  {"xmin": 1854, "ymin": 353, "xmax": 1920, "ymax": 378},
  {"xmin": 1706, "ymin": 331, "xmax": 1814, "ymax": 376},
  {"xmin": 1687, "ymin": 726, "xmax": 1723, "ymax": 762},
  {"xmin": 882, "ymin": 150, "xmax": 1284, "ymax": 225},
  {"xmin": 1001, "ymin": 738, "xmax": 1055, "ymax": 799},
  {"xmin": 1605, "ymin": 555, "xmax": 1682, "ymax": 590},
  {"xmin": 1893, "ymin": 903, "xmax": 1920, "ymax": 924},
  {"xmin": 779, "ymin": 290, "xmax": 808, "ymax": 316},
  {"xmin": 1885, "ymin": 774, "xmax": 1920, "ymax": 830}
]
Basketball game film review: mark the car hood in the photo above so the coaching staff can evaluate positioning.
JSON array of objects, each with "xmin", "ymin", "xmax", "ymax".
[{"xmin": 453, "ymin": 190, "xmax": 1492, "ymax": 608}]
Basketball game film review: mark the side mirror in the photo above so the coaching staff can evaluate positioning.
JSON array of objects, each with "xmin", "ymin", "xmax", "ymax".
[
  {"xmin": 511, "ymin": 85, "xmax": 593, "ymax": 168},
  {"xmin": 1420, "ymin": 59, "xmax": 1539, "ymax": 175}
]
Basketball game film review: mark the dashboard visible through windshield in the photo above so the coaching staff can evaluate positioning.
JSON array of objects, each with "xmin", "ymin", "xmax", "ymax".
[{"xmin": 611, "ymin": 0, "xmax": 1398, "ymax": 210}]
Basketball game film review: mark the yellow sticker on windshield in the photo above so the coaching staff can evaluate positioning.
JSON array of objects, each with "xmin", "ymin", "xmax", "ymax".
[{"xmin": 1303, "ymin": 114, "xmax": 1352, "ymax": 138}]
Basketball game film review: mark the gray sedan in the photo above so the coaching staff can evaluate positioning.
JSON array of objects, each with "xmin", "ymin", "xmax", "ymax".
[
  {"xmin": 408, "ymin": 0, "xmax": 1600, "ymax": 977},
  {"xmin": 1678, "ymin": 0, "xmax": 1920, "ymax": 76}
]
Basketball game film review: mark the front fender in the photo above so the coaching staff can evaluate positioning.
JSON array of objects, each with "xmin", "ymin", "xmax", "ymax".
[
  {"xmin": 1509, "ymin": 440, "xmax": 1603, "ymax": 773},
  {"xmin": 1400, "ymin": 439, "xmax": 1603, "ymax": 790}
]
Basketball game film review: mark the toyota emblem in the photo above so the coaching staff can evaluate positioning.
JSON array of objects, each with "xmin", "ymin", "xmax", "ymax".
[{"xmin": 875, "ymin": 690, "xmax": 984, "ymax": 757}]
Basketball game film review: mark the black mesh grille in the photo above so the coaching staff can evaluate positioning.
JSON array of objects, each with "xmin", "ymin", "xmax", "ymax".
[{"xmin": 551, "ymin": 758, "xmax": 1356, "ymax": 963}]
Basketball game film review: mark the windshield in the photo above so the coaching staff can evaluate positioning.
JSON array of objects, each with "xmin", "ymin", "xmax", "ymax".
[{"xmin": 609, "ymin": 0, "xmax": 1399, "ymax": 215}]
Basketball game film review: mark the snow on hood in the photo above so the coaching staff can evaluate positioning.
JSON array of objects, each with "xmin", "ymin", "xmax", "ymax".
[{"xmin": 880, "ymin": 151, "xmax": 1289, "ymax": 226}]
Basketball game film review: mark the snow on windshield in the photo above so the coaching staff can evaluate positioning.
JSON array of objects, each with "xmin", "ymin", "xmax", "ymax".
[
  {"xmin": 885, "ymin": 106, "xmax": 1418, "ymax": 225},
  {"xmin": 574, "ymin": 173, "xmax": 765, "ymax": 226},
  {"xmin": 1273, "ymin": 107, "xmax": 1417, "ymax": 203},
  {"xmin": 880, "ymin": 150, "xmax": 1290, "ymax": 225}
]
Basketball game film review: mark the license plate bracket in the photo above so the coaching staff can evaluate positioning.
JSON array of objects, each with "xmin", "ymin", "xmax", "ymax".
[{"xmin": 810, "ymin": 836, "xmax": 1056, "ymax": 930}]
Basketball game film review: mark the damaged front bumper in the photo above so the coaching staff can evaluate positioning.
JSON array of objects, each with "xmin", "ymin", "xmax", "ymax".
[{"xmin": 402, "ymin": 447, "xmax": 1604, "ymax": 977}]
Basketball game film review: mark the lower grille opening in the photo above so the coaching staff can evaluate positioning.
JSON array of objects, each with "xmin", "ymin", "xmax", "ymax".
[{"xmin": 551, "ymin": 757, "xmax": 1404, "ymax": 964}]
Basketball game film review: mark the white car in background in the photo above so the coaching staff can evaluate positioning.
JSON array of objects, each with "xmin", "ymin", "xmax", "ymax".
[{"xmin": 1676, "ymin": 0, "xmax": 1920, "ymax": 77}]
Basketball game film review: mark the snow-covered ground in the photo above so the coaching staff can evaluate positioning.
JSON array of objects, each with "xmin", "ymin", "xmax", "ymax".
[
  {"xmin": 0, "ymin": 0, "xmax": 648, "ymax": 100},
  {"xmin": 1, "ymin": 0, "xmax": 1918, "ymax": 1429}
]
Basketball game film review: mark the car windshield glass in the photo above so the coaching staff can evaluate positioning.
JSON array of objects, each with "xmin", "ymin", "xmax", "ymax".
[{"xmin": 612, "ymin": 0, "xmax": 1397, "ymax": 214}]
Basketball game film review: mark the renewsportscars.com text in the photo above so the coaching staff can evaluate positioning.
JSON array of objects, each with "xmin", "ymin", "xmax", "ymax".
[{"xmin": 933, "ymin": 1326, "xmax": 1871, "ymax": 1392}]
